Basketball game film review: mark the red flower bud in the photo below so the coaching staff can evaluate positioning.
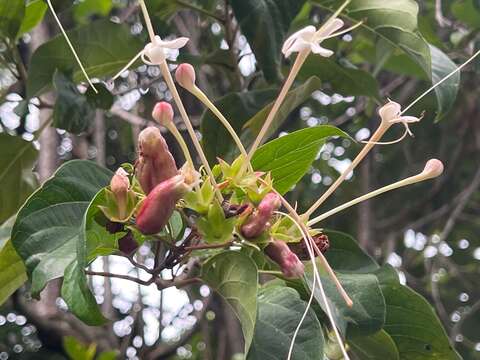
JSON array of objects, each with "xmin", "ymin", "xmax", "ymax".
[
  {"xmin": 136, "ymin": 127, "xmax": 178, "ymax": 194},
  {"xmin": 136, "ymin": 175, "xmax": 187, "ymax": 235},
  {"xmin": 152, "ymin": 101, "xmax": 174, "ymax": 127},
  {"xmin": 175, "ymin": 63, "xmax": 196, "ymax": 90},
  {"xmin": 110, "ymin": 168, "xmax": 130, "ymax": 219},
  {"xmin": 265, "ymin": 240, "xmax": 305, "ymax": 278},
  {"xmin": 241, "ymin": 193, "xmax": 281, "ymax": 238}
]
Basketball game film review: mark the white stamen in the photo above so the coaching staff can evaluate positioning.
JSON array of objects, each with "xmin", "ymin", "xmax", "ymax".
[{"xmin": 46, "ymin": 0, "xmax": 98, "ymax": 93}]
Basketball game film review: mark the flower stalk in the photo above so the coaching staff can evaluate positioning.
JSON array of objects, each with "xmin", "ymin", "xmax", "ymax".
[{"xmin": 308, "ymin": 159, "xmax": 444, "ymax": 226}]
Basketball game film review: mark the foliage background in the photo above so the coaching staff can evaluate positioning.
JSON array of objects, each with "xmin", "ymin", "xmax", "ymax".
[{"xmin": 0, "ymin": 0, "xmax": 480, "ymax": 359}]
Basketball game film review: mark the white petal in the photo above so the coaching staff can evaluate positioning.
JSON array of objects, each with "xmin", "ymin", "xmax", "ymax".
[
  {"xmin": 399, "ymin": 115, "xmax": 421, "ymax": 123},
  {"xmin": 316, "ymin": 18, "xmax": 345, "ymax": 39},
  {"xmin": 282, "ymin": 26, "xmax": 316, "ymax": 54},
  {"xmin": 159, "ymin": 37, "xmax": 189, "ymax": 49},
  {"xmin": 310, "ymin": 43, "xmax": 334, "ymax": 57},
  {"xmin": 378, "ymin": 101, "xmax": 401, "ymax": 120}
]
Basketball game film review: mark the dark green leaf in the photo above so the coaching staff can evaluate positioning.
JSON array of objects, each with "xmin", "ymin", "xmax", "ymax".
[
  {"xmin": 248, "ymin": 285, "xmax": 324, "ymax": 360},
  {"xmin": 74, "ymin": 0, "xmax": 113, "ymax": 23},
  {"xmin": 230, "ymin": 0, "xmax": 306, "ymax": 82},
  {"xmin": 201, "ymin": 251, "xmax": 258, "ymax": 353},
  {"xmin": 304, "ymin": 264, "xmax": 385, "ymax": 335},
  {"xmin": 298, "ymin": 56, "xmax": 379, "ymax": 98},
  {"xmin": 27, "ymin": 19, "xmax": 143, "ymax": 97},
  {"xmin": 0, "ymin": 217, "xmax": 27, "ymax": 306},
  {"xmin": 0, "ymin": 0, "xmax": 24, "ymax": 40},
  {"xmin": 11, "ymin": 160, "xmax": 112, "ymax": 296},
  {"xmin": 451, "ymin": 0, "xmax": 480, "ymax": 29},
  {"xmin": 17, "ymin": 0, "xmax": 47, "ymax": 37},
  {"xmin": 243, "ymin": 76, "xmax": 323, "ymax": 146},
  {"xmin": 375, "ymin": 265, "xmax": 461, "ymax": 360},
  {"xmin": 349, "ymin": 330, "xmax": 400, "ymax": 360},
  {"xmin": 251, "ymin": 126, "xmax": 349, "ymax": 194},
  {"xmin": 85, "ymin": 83, "xmax": 114, "ymax": 110},
  {"xmin": 61, "ymin": 260, "xmax": 107, "ymax": 326},
  {"xmin": 53, "ymin": 71, "xmax": 96, "ymax": 134},
  {"xmin": 430, "ymin": 45, "xmax": 460, "ymax": 121},
  {"xmin": 323, "ymin": 230, "xmax": 379, "ymax": 273},
  {"xmin": 201, "ymin": 89, "xmax": 277, "ymax": 164},
  {"xmin": 0, "ymin": 133, "xmax": 38, "ymax": 224}
]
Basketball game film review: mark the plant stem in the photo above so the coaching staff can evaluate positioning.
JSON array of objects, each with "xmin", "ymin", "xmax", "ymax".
[{"xmin": 184, "ymin": 240, "xmax": 233, "ymax": 251}]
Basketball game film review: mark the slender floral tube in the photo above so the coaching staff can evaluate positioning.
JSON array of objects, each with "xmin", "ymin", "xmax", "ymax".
[
  {"xmin": 241, "ymin": 193, "xmax": 281, "ymax": 238},
  {"xmin": 110, "ymin": 168, "xmax": 130, "ymax": 220},
  {"xmin": 136, "ymin": 175, "xmax": 188, "ymax": 235},
  {"xmin": 265, "ymin": 240, "xmax": 305, "ymax": 278},
  {"xmin": 136, "ymin": 126, "xmax": 178, "ymax": 194}
]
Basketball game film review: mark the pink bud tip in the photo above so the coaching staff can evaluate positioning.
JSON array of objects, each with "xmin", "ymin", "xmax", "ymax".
[
  {"xmin": 265, "ymin": 240, "xmax": 305, "ymax": 278},
  {"xmin": 152, "ymin": 102, "xmax": 174, "ymax": 126},
  {"xmin": 175, "ymin": 63, "xmax": 196, "ymax": 89},
  {"xmin": 110, "ymin": 168, "xmax": 130, "ymax": 194},
  {"xmin": 422, "ymin": 159, "xmax": 444, "ymax": 179}
]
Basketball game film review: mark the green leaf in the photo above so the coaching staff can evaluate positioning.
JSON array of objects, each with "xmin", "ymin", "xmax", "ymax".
[
  {"xmin": 323, "ymin": 230, "xmax": 379, "ymax": 273},
  {"xmin": 84, "ymin": 189, "xmax": 125, "ymax": 260},
  {"xmin": 53, "ymin": 71, "xmax": 96, "ymax": 134},
  {"xmin": 248, "ymin": 285, "xmax": 324, "ymax": 360},
  {"xmin": 201, "ymin": 89, "xmax": 277, "ymax": 164},
  {"xmin": 323, "ymin": 0, "xmax": 431, "ymax": 74},
  {"xmin": 61, "ymin": 260, "xmax": 107, "ymax": 326},
  {"xmin": 0, "ymin": 133, "xmax": 38, "ymax": 224},
  {"xmin": 201, "ymin": 251, "xmax": 258, "ymax": 354},
  {"xmin": 196, "ymin": 201, "xmax": 236, "ymax": 244},
  {"xmin": 74, "ymin": 0, "xmax": 113, "ymax": 23},
  {"xmin": 11, "ymin": 160, "xmax": 112, "ymax": 296},
  {"xmin": 429, "ymin": 45, "xmax": 460, "ymax": 121},
  {"xmin": 375, "ymin": 265, "xmax": 461, "ymax": 360},
  {"xmin": 85, "ymin": 83, "xmax": 114, "ymax": 110},
  {"xmin": 27, "ymin": 19, "xmax": 144, "ymax": 97},
  {"xmin": 304, "ymin": 265, "xmax": 385, "ymax": 335},
  {"xmin": 251, "ymin": 126, "xmax": 349, "ymax": 194},
  {"xmin": 230, "ymin": 0, "xmax": 306, "ymax": 82},
  {"xmin": 0, "ymin": 217, "xmax": 27, "ymax": 306},
  {"xmin": 17, "ymin": 0, "xmax": 47, "ymax": 37},
  {"xmin": 298, "ymin": 57, "xmax": 379, "ymax": 98},
  {"xmin": 0, "ymin": 0, "xmax": 25, "ymax": 40},
  {"xmin": 96, "ymin": 350, "xmax": 119, "ymax": 360},
  {"xmin": 63, "ymin": 335, "xmax": 97, "ymax": 360},
  {"xmin": 451, "ymin": 0, "xmax": 480, "ymax": 29},
  {"xmin": 243, "ymin": 77, "xmax": 323, "ymax": 145},
  {"xmin": 349, "ymin": 330, "xmax": 400, "ymax": 360}
]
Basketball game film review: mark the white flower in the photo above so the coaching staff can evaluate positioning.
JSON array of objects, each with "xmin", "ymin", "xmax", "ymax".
[
  {"xmin": 142, "ymin": 35, "xmax": 189, "ymax": 64},
  {"xmin": 281, "ymin": 19, "xmax": 344, "ymax": 58},
  {"xmin": 379, "ymin": 101, "xmax": 421, "ymax": 136}
]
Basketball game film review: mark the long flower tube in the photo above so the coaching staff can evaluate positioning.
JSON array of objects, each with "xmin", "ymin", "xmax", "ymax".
[
  {"xmin": 175, "ymin": 63, "xmax": 253, "ymax": 172},
  {"xmin": 308, "ymin": 159, "xmax": 444, "ymax": 226},
  {"xmin": 244, "ymin": 0, "xmax": 354, "ymax": 175},
  {"xmin": 136, "ymin": 0, "xmax": 223, "ymax": 201}
]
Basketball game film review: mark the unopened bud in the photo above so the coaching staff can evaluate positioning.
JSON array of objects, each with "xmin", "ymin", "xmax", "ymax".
[
  {"xmin": 110, "ymin": 168, "xmax": 130, "ymax": 219},
  {"xmin": 241, "ymin": 193, "xmax": 281, "ymax": 238},
  {"xmin": 175, "ymin": 63, "xmax": 196, "ymax": 90},
  {"xmin": 421, "ymin": 159, "xmax": 444, "ymax": 179},
  {"xmin": 136, "ymin": 127, "xmax": 178, "ymax": 194},
  {"xmin": 152, "ymin": 101, "xmax": 174, "ymax": 127},
  {"xmin": 289, "ymin": 233, "xmax": 329, "ymax": 260},
  {"xmin": 265, "ymin": 240, "xmax": 305, "ymax": 278},
  {"xmin": 136, "ymin": 175, "xmax": 187, "ymax": 235}
]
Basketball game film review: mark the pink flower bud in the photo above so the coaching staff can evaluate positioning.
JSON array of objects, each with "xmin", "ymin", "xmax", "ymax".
[
  {"xmin": 110, "ymin": 168, "xmax": 130, "ymax": 219},
  {"xmin": 152, "ymin": 101, "xmax": 174, "ymax": 126},
  {"xmin": 175, "ymin": 63, "xmax": 196, "ymax": 90},
  {"xmin": 136, "ymin": 127, "xmax": 178, "ymax": 194},
  {"xmin": 241, "ymin": 192, "xmax": 281, "ymax": 238},
  {"xmin": 265, "ymin": 240, "xmax": 305, "ymax": 278},
  {"xmin": 136, "ymin": 175, "xmax": 187, "ymax": 235},
  {"xmin": 422, "ymin": 159, "xmax": 444, "ymax": 179}
]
